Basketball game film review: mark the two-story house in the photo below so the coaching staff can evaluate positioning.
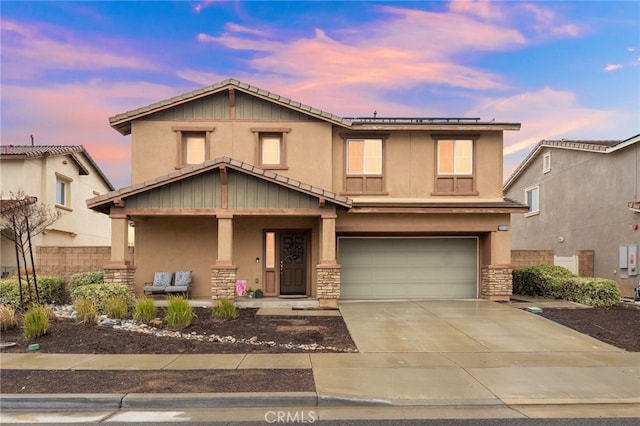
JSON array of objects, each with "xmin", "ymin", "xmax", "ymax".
[
  {"xmin": 1, "ymin": 145, "xmax": 114, "ymax": 276},
  {"xmin": 504, "ymin": 135, "xmax": 640, "ymax": 298},
  {"xmin": 88, "ymin": 78, "xmax": 527, "ymax": 306}
]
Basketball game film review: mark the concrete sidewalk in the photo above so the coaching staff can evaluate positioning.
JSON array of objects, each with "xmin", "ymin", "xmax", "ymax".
[{"xmin": 1, "ymin": 300, "xmax": 639, "ymax": 420}]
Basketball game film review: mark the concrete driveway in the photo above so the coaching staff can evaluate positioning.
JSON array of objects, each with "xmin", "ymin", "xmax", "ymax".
[
  {"xmin": 310, "ymin": 299, "xmax": 640, "ymax": 410},
  {"xmin": 339, "ymin": 299, "xmax": 617, "ymax": 353}
]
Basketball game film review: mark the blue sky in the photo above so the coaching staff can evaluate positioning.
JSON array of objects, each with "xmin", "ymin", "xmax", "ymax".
[{"xmin": 2, "ymin": 1, "xmax": 639, "ymax": 188}]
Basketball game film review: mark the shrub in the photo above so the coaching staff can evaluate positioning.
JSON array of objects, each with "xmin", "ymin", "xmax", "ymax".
[
  {"xmin": 562, "ymin": 277, "xmax": 622, "ymax": 307},
  {"xmin": 512, "ymin": 264, "xmax": 575, "ymax": 298},
  {"xmin": 22, "ymin": 305, "xmax": 50, "ymax": 339},
  {"xmin": 69, "ymin": 271, "xmax": 104, "ymax": 290},
  {"xmin": 133, "ymin": 297, "xmax": 157, "ymax": 322},
  {"xmin": 0, "ymin": 304, "xmax": 18, "ymax": 331},
  {"xmin": 74, "ymin": 298, "xmax": 98, "ymax": 324},
  {"xmin": 71, "ymin": 284, "xmax": 133, "ymax": 313},
  {"xmin": 213, "ymin": 298, "xmax": 238, "ymax": 320},
  {"xmin": 0, "ymin": 276, "xmax": 65, "ymax": 307},
  {"xmin": 104, "ymin": 296, "xmax": 129, "ymax": 319},
  {"xmin": 165, "ymin": 296, "xmax": 194, "ymax": 329}
]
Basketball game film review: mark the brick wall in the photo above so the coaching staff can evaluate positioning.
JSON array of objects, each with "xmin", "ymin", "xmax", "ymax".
[
  {"xmin": 511, "ymin": 250, "xmax": 554, "ymax": 268},
  {"xmin": 36, "ymin": 246, "xmax": 135, "ymax": 280},
  {"xmin": 511, "ymin": 249, "xmax": 594, "ymax": 277},
  {"xmin": 576, "ymin": 250, "xmax": 595, "ymax": 277}
]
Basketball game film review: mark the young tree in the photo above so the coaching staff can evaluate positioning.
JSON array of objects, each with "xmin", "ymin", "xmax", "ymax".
[{"xmin": 0, "ymin": 190, "xmax": 62, "ymax": 307}]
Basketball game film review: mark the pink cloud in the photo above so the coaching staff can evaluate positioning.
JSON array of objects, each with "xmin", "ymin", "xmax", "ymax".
[
  {"xmin": 605, "ymin": 64, "xmax": 624, "ymax": 72},
  {"xmin": 1, "ymin": 19, "xmax": 154, "ymax": 80},
  {"xmin": 2, "ymin": 81, "xmax": 182, "ymax": 187},
  {"xmin": 519, "ymin": 3, "xmax": 582, "ymax": 38}
]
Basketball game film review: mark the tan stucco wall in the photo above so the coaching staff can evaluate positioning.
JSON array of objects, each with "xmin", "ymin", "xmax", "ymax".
[
  {"xmin": 130, "ymin": 120, "xmax": 334, "ymax": 190},
  {"xmin": 1, "ymin": 155, "xmax": 112, "ymax": 270},
  {"xmin": 331, "ymin": 130, "xmax": 505, "ymax": 199}
]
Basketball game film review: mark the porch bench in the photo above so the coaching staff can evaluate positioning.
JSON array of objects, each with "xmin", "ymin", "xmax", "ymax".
[{"xmin": 143, "ymin": 271, "xmax": 192, "ymax": 297}]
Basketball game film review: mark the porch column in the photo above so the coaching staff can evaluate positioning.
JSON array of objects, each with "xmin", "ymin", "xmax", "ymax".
[
  {"xmin": 103, "ymin": 206, "xmax": 135, "ymax": 294},
  {"xmin": 317, "ymin": 209, "xmax": 341, "ymax": 308},
  {"xmin": 481, "ymin": 230, "xmax": 512, "ymax": 302},
  {"xmin": 211, "ymin": 214, "xmax": 237, "ymax": 301}
]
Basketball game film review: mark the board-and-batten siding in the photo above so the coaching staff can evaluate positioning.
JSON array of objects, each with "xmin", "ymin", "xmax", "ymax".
[
  {"xmin": 144, "ymin": 91, "xmax": 317, "ymax": 121},
  {"xmin": 123, "ymin": 169, "xmax": 317, "ymax": 210}
]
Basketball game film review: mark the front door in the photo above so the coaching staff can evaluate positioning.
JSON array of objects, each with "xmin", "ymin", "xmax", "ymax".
[{"xmin": 279, "ymin": 232, "xmax": 307, "ymax": 295}]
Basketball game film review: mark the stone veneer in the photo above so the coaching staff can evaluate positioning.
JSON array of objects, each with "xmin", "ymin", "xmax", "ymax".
[
  {"xmin": 103, "ymin": 265, "xmax": 136, "ymax": 296},
  {"xmin": 316, "ymin": 265, "xmax": 341, "ymax": 308},
  {"xmin": 481, "ymin": 265, "xmax": 513, "ymax": 301},
  {"xmin": 210, "ymin": 266, "xmax": 237, "ymax": 301}
]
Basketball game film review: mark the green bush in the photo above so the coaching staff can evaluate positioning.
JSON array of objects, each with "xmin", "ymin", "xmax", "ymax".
[
  {"xmin": 22, "ymin": 305, "xmax": 50, "ymax": 339},
  {"xmin": 165, "ymin": 296, "xmax": 194, "ymax": 329},
  {"xmin": 104, "ymin": 296, "xmax": 129, "ymax": 319},
  {"xmin": 69, "ymin": 271, "xmax": 104, "ymax": 290},
  {"xmin": 133, "ymin": 297, "xmax": 157, "ymax": 322},
  {"xmin": 512, "ymin": 264, "xmax": 575, "ymax": 298},
  {"xmin": 213, "ymin": 298, "xmax": 238, "ymax": 320},
  {"xmin": 0, "ymin": 276, "xmax": 65, "ymax": 307},
  {"xmin": 71, "ymin": 284, "xmax": 133, "ymax": 313},
  {"xmin": 562, "ymin": 277, "xmax": 622, "ymax": 307},
  {"xmin": 74, "ymin": 297, "xmax": 98, "ymax": 324}
]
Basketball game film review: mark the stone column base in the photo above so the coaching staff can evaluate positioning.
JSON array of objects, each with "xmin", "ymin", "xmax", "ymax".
[
  {"xmin": 317, "ymin": 264, "xmax": 341, "ymax": 308},
  {"xmin": 210, "ymin": 265, "xmax": 238, "ymax": 301},
  {"xmin": 103, "ymin": 264, "xmax": 136, "ymax": 297},
  {"xmin": 481, "ymin": 265, "xmax": 513, "ymax": 302}
]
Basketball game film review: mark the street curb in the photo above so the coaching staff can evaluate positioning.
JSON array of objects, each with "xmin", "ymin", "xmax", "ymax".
[
  {"xmin": 0, "ymin": 392, "xmax": 319, "ymax": 410},
  {"xmin": 0, "ymin": 394, "xmax": 125, "ymax": 410},
  {"xmin": 122, "ymin": 392, "xmax": 319, "ymax": 408}
]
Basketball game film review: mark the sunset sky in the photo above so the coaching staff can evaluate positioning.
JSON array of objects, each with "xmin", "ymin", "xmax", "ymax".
[{"xmin": 2, "ymin": 1, "xmax": 638, "ymax": 188}]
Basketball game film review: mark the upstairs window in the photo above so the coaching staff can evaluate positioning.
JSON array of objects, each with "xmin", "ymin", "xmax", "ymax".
[
  {"xmin": 184, "ymin": 133, "xmax": 205, "ymax": 164},
  {"xmin": 543, "ymin": 152, "xmax": 551, "ymax": 174},
  {"xmin": 343, "ymin": 137, "xmax": 386, "ymax": 194},
  {"xmin": 438, "ymin": 139, "xmax": 473, "ymax": 175},
  {"xmin": 252, "ymin": 128, "xmax": 290, "ymax": 169},
  {"xmin": 55, "ymin": 173, "xmax": 72, "ymax": 210},
  {"xmin": 525, "ymin": 185, "xmax": 540, "ymax": 216},
  {"xmin": 260, "ymin": 134, "xmax": 282, "ymax": 166},
  {"xmin": 172, "ymin": 126, "xmax": 214, "ymax": 168},
  {"xmin": 433, "ymin": 136, "xmax": 477, "ymax": 195}
]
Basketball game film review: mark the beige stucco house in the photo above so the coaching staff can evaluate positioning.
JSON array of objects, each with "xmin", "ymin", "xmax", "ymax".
[
  {"xmin": 88, "ymin": 78, "xmax": 527, "ymax": 306},
  {"xmin": 504, "ymin": 135, "xmax": 640, "ymax": 298},
  {"xmin": 1, "ymin": 145, "xmax": 114, "ymax": 275}
]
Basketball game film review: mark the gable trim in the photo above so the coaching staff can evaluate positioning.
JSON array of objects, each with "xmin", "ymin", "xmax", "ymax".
[{"xmin": 87, "ymin": 157, "xmax": 353, "ymax": 214}]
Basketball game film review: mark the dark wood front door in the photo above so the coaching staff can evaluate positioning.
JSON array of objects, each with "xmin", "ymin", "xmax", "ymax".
[{"xmin": 279, "ymin": 232, "xmax": 307, "ymax": 295}]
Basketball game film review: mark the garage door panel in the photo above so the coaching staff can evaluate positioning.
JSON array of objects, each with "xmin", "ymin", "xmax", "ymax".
[{"xmin": 339, "ymin": 237, "xmax": 477, "ymax": 299}]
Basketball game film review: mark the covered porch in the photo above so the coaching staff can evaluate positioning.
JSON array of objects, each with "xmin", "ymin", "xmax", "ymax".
[{"xmin": 87, "ymin": 158, "xmax": 352, "ymax": 308}]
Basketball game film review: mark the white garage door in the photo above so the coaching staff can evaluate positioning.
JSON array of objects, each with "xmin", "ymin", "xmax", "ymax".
[{"xmin": 339, "ymin": 237, "xmax": 478, "ymax": 299}]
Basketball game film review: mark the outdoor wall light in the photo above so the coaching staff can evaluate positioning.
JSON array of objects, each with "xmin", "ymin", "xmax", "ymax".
[{"xmin": 256, "ymin": 257, "xmax": 260, "ymax": 263}]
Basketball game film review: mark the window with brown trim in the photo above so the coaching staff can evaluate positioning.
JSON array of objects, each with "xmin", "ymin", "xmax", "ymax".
[
  {"xmin": 172, "ymin": 126, "xmax": 214, "ymax": 168},
  {"xmin": 251, "ymin": 128, "xmax": 290, "ymax": 169},
  {"xmin": 343, "ymin": 136, "xmax": 387, "ymax": 195},
  {"xmin": 433, "ymin": 136, "xmax": 478, "ymax": 195}
]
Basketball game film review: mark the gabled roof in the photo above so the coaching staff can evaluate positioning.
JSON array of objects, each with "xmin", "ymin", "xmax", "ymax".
[
  {"xmin": 503, "ymin": 134, "xmax": 640, "ymax": 190},
  {"xmin": 109, "ymin": 78, "xmax": 353, "ymax": 135},
  {"xmin": 109, "ymin": 78, "xmax": 521, "ymax": 135},
  {"xmin": 1, "ymin": 145, "xmax": 115, "ymax": 191},
  {"xmin": 87, "ymin": 157, "xmax": 353, "ymax": 214}
]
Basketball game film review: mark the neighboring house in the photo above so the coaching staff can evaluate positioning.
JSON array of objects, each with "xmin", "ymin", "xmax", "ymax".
[
  {"xmin": 504, "ymin": 135, "xmax": 640, "ymax": 298},
  {"xmin": 88, "ymin": 78, "xmax": 527, "ymax": 306},
  {"xmin": 1, "ymin": 145, "xmax": 115, "ymax": 275}
]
